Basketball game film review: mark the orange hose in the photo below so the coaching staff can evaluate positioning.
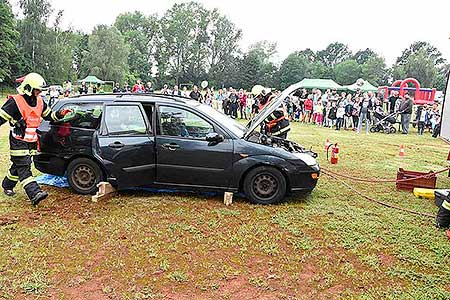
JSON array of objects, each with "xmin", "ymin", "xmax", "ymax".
[
  {"xmin": 323, "ymin": 172, "xmax": 435, "ymax": 218},
  {"xmin": 321, "ymin": 167, "xmax": 449, "ymax": 183}
]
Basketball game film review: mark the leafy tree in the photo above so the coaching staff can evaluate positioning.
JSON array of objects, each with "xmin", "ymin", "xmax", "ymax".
[
  {"xmin": 72, "ymin": 32, "xmax": 90, "ymax": 79},
  {"xmin": 156, "ymin": 2, "xmax": 210, "ymax": 86},
  {"xmin": 279, "ymin": 52, "xmax": 312, "ymax": 89},
  {"xmin": 17, "ymin": 0, "xmax": 52, "ymax": 74},
  {"xmin": 353, "ymin": 48, "xmax": 376, "ymax": 65},
  {"xmin": 298, "ymin": 48, "xmax": 316, "ymax": 63},
  {"xmin": 396, "ymin": 41, "xmax": 446, "ymax": 67},
  {"xmin": 361, "ymin": 54, "xmax": 388, "ymax": 86},
  {"xmin": 16, "ymin": 0, "xmax": 75, "ymax": 83},
  {"xmin": 239, "ymin": 41, "xmax": 278, "ymax": 89},
  {"xmin": 115, "ymin": 11, "xmax": 159, "ymax": 83},
  {"xmin": 435, "ymin": 65, "xmax": 449, "ymax": 91},
  {"xmin": 333, "ymin": 59, "xmax": 361, "ymax": 85},
  {"xmin": 206, "ymin": 8, "xmax": 242, "ymax": 87},
  {"xmin": 317, "ymin": 42, "xmax": 352, "ymax": 68},
  {"xmin": 0, "ymin": 0, "xmax": 19, "ymax": 82},
  {"xmin": 393, "ymin": 48, "xmax": 438, "ymax": 87},
  {"xmin": 85, "ymin": 25, "xmax": 129, "ymax": 82},
  {"xmin": 44, "ymin": 10, "xmax": 77, "ymax": 83},
  {"xmin": 311, "ymin": 61, "xmax": 333, "ymax": 79}
]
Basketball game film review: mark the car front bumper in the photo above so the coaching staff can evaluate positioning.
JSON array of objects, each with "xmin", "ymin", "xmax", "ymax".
[{"xmin": 288, "ymin": 164, "xmax": 320, "ymax": 192}]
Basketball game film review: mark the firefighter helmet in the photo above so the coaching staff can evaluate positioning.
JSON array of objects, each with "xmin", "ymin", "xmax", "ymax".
[
  {"xmin": 251, "ymin": 85, "xmax": 269, "ymax": 98},
  {"xmin": 17, "ymin": 73, "xmax": 47, "ymax": 96}
]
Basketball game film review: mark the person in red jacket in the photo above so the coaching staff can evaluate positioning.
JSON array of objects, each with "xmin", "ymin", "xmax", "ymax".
[
  {"xmin": 303, "ymin": 95, "xmax": 313, "ymax": 123},
  {"xmin": 131, "ymin": 80, "xmax": 145, "ymax": 93}
]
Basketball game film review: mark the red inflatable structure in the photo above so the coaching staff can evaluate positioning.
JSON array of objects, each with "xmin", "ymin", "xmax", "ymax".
[{"xmin": 380, "ymin": 78, "xmax": 436, "ymax": 105}]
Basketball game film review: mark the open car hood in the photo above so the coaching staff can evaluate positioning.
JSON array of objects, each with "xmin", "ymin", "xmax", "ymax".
[
  {"xmin": 244, "ymin": 82, "xmax": 303, "ymax": 139},
  {"xmin": 440, "ymin": 72, "xmax": 450, "ymax": 142}
]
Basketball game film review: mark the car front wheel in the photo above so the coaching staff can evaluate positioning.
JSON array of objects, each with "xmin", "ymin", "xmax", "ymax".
[
  {"xmin": 243, "ymin": 166, "xmax": 287, "ymax": 205},
  {"xmin": 67, "ymin": 158, "xmax": 104, "ymax": 195}
]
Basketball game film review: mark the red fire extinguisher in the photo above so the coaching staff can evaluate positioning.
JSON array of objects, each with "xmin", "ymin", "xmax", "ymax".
[{"xmin": 326, "ymin": 143, "xmax": 339, "ymax": 164}]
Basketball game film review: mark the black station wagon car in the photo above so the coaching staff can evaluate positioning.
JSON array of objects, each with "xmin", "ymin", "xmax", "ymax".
[{"xmin": 35, "ymin": 89, "xmax": 319, "ymax": 204}]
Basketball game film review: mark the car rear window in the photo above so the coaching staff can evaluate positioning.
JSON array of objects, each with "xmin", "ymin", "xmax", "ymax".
[{"xmin": 55, "ymin": 102, "xmax": 103, "ymax": 129}]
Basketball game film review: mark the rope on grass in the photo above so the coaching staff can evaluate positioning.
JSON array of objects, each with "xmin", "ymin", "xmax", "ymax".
[
  {"xmin": 323, "ymin": 171, "xmax": 435, "ymax": 219},
  {"xmin": 321, "ymin": 167, "xmax": 450, "ymax": 183}
]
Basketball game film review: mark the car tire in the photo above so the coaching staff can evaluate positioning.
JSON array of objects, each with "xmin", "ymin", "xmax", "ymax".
[
  {"xmin": 67, "ymin": 158, "xmax": 104, "ymax": 195},
  {"xmin": 243, "ymin": 166, "xmax": 287, "ymax": 205}
]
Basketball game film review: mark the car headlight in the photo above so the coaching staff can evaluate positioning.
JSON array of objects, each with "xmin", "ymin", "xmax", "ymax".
[{"xmin": 293, "ymin": 152, "xmax": 318, "ymax": 167}]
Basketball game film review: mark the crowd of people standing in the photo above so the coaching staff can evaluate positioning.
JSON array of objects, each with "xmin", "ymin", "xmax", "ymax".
[
  {"xmin": 71, "ymin": 79, "xmax": 442, "ymax": 137},
  {"xmin": 283, "ymin": 88, "xmax": 441, "ymax": 136}
]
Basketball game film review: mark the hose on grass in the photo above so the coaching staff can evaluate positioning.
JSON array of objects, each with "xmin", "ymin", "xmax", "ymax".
[
  {"xmin": 322, "ymin": 171, "xmax": 435, "ymax": 219},
  {"xmin": 321, "ymin": 167, "xmax": 450, "ymax": 183}
]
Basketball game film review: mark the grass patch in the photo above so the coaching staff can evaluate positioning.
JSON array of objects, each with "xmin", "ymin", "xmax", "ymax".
[{"xmin": 0, "ymin": 123, "xmax": 449, "ymax": 298}]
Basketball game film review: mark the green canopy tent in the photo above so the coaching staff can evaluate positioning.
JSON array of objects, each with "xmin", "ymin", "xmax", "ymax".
[
  {"xmin": 296, "ymin": 78, "xmax": 345, "ymax": 90},
  {"xmin": 78, "ymin": 75, "xmax": 105, "ymax": 84},
  {"xmin": 345, "ymin": 79, "xmax": 378, "ymax": 92}
]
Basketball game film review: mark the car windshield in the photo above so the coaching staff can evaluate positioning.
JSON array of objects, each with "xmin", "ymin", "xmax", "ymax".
[{"xmin": 197, "ymin": 104, "xmax": 246, "ymax": 137}]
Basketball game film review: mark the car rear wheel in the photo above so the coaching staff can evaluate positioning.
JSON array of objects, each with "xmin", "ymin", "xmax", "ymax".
[
  {"xmin": 243, "ymin": 166, "xmax": 286, "ymax": 205},
  {"xmin": 67, "ymin": 158, "xmax": 104, "ymax": 195}
]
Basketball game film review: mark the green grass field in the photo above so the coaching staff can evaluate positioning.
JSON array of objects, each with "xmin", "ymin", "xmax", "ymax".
[{"xmin": 0, "ymin": 120, "xmax": 449, "ymax": 299}]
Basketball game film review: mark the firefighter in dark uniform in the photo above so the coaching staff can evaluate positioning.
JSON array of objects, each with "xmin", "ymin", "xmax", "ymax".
[
  {"xmin": 251, "ymin": 85, "xmax": 291, "ymax": 139},
  {"xmin": 0, "ymin": 73, "xmax": 71, "ymax": 206}
]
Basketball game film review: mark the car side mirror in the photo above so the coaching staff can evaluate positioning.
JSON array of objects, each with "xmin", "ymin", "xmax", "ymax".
[{"xmin": 206, "ymin": 132, "xmax": 224, "ymax": 145}]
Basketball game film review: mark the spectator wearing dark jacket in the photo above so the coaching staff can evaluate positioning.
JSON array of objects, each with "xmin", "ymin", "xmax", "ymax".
[
  {"xmin": 398, "ymin": 93, "xmax": 413, "ymax": 134},
  {"xmin": 189, "ymin": 85, "xmax": 202, "ymax": 102}
]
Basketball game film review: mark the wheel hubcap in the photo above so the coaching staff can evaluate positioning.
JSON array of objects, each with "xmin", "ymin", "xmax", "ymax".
[
  {"xmin": 73, "ymin": 165, "xmax": 95, "ymax": 189},
  {"xmin": 253, "ymin": 174, "xmax": 277, "ymax": 199}
]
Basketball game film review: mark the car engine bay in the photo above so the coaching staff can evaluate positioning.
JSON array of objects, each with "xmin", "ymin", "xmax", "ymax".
[{"xmin": 246, "ymin": 131, "xmax": 318, "ymax": 158}]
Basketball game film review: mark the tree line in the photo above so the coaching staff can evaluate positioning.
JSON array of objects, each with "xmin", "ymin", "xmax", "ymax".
[{"xmin": 0, "ymin": 0, "xmax": 448, "ymax": 91}]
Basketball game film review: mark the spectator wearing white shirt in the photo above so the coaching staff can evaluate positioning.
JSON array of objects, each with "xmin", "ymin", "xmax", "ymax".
[{"xmin": 336, "ymin": 102, "xmax": 345, "ymax": 130}]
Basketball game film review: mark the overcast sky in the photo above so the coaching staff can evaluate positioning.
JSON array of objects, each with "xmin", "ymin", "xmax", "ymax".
[{"xmin": 12, "ymin": 0, "xmax": 450, "ymax": 66}]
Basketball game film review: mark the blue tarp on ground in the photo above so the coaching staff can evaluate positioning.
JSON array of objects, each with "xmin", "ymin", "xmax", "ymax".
[
  {"xmin": 35, "ymin": 174, "xmax": 225, "ymax": 197},
  {"xmin": 36, "ymin": 174, "xmax": 69, "ymax": 188}
]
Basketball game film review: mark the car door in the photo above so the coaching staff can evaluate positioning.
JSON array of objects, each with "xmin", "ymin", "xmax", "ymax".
[
  {"xmin": 155, "ymin": 104, "xmax": 233, "ymax": 188},
  {"xmin": 96, "ymin": 102, "xmax": 155, "ymax": 189}
]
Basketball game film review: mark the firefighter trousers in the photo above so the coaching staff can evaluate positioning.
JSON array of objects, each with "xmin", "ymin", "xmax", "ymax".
[{"xmin": 1, "ymin": 134, "xmax": 42, "ymax": 200}]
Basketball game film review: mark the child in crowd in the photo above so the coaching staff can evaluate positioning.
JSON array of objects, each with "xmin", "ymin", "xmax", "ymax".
[
  {"xmin": 303, "ymin": 95, "xmax": 313, "ymax": 123},
  {"xmin": 336, "ymin": 102, "xmax": 345, "ymax": 130},
  {"xmin": 294, "ymin": 107, "xmax": 300, "ymax": 121},
  {"xmin": 416, "ymin": 105, "xmax": 427, "ymax": 135},
  {"xmin": 315, "ymin": 101, "xmax": 324, "ymax": 127},
  {"xmin": 313, "ymin": 101, "xmax": 322, "ymax": 125},
  {"xmin": 328, "ymin": 102, "xmax": 337, "ymax": 128}
]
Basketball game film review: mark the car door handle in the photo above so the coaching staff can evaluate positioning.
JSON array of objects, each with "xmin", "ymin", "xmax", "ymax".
[
  {"xmin": 162, "ymin": 143, "xmax": 180, "ymax": 150},
  {"xmin": 108, "ymin": 141, "xmax": 125, "ymax": 149}
]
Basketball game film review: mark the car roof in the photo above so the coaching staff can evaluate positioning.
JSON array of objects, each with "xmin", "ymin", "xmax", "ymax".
[{"xmin": 63, "ymin": 93, "xmax": 201, "ymax": 107}]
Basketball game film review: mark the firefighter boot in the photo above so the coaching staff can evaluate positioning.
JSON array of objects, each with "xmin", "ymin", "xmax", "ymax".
[
  {"xmin": 2, "ymin": 176, "xmax": 17, "ymax": 197},
  {"xmin": 31, "ymin": 191, "xmax": 48, "ymax": 207},
  {"xmin": 436, "ymin": 201, "xmax": 450, "ymax": 228},
  {"xmin": 24, "ymin": 181, "xmax": 48, "ymax": 206}
]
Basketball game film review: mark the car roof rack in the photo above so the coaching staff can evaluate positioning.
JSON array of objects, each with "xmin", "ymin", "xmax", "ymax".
[{"xmin": 68, "ymin": 92, "xmax": 191, "ymax": 103}]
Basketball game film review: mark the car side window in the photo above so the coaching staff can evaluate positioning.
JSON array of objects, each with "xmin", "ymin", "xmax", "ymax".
[
  {"xmin": 55, "ymin": 103, "xmax": 103, "ymax": 129},
  {"xmin": 158, "ymin": 106, "xmax": 214, "ymax": 139},
  {"xmin": 104, "ymin": 105, "xmax": 147, "ymax": 136}
]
